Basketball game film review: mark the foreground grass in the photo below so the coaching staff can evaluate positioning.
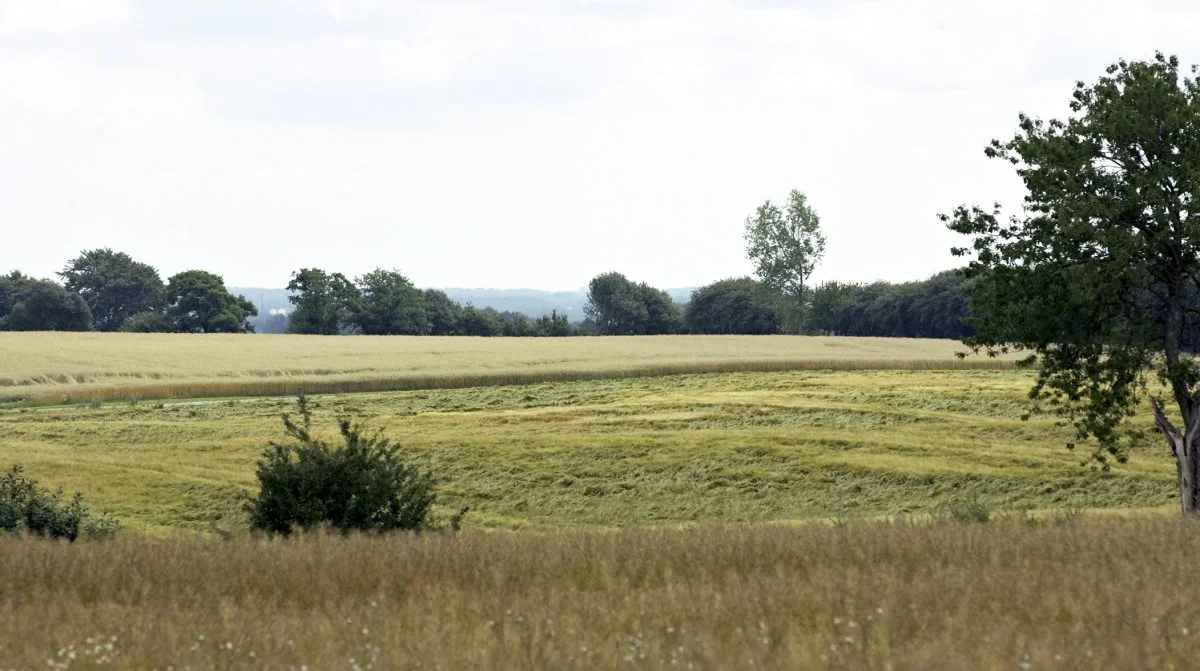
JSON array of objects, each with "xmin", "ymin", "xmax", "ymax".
[
  {"xmin": 3, "ymin": 517, "xmax": 1198, "ymax": 669},
  {"xmin": 0, "ymin": 370, "xmax": 1175, "ymax": 534},
  {"xmin": 0, "ymin": 333, "xmax": 1016, "ymax": 405}
]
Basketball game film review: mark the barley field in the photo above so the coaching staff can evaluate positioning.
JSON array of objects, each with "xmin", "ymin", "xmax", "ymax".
[
  {"xmin": 0, "ymin": 335, "xmax": 1181, "ymax": 670},
  {"xmin": 0, "ymin": 369, "xmax": 1175, "ymax": 534},
  {"xmin": 0, "ymin": 333, "xmax": 1016, "ymax": 406},
  {"xmin": 3, "ymin": 517, "xmax": 1199, "ymax": 669}
]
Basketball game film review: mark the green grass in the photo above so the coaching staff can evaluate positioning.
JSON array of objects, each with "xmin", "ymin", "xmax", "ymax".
[{"xmin": 0, "ymin": 370, "xmax": 1176, "ymax": 534}]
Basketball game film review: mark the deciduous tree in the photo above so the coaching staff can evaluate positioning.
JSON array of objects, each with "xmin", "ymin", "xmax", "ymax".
[
  {"xmin": 684, "ymin": 277, "xmax": 780, "ymax": 335},
  {"xmin": 945, "ymin": 53, "xmax": 1200, "ymax": 514},
  {"xmin": 165, "ymin": 270, "xmax": 258, "ymax": 333},
  {"xmin": 351, "ymin": 269, "xmax": 428, "ymax": 336},
  {"xmin": 744, "ymin": 190, "xmax": 826, "ymax": 334},
  {"xmin": 59, "ymin": 249, "xmax": 164, "ymax": 331},
  {"xmin": 585, "ymin": 272, "xmax": 681, "ymax": 335},
  {"xmin": 0, "ymin": 272, "xmax": 92, "ymax": 332},
  {"xmin": 286, "ymin": 268, "xmax": 357, "ymax": 335}
]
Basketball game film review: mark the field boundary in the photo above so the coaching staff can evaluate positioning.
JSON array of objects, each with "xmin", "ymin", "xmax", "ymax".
[{"xmin": 4, "ymin": 357, "xmax": 1020, "ymax": 406}]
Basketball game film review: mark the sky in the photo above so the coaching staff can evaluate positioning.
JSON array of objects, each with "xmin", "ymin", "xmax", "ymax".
[{"xmin": 3, "ymin": 1, "xmax": 1199, "ymax": 291}]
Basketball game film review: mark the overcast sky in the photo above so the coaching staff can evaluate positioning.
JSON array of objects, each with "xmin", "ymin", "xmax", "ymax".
[{"xmin": 2, "ymin": 1, "xmax": 1198, "ymax": 290}]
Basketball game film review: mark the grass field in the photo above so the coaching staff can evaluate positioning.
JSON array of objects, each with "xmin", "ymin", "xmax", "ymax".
[
  {"xmin": 0, "ymin": 333, "xmax": 1017, "ymax": 405},
  {"xmin": 0, "ymin": 369, "xmax": 1175, "ymax": 534},
  {"xmin": 4, "ymin": 517, "xmax": 1200, "ymax": 669},
  {"xmin": 0, "ymin": 335, "xmax": 1186, "ymax": 668}
]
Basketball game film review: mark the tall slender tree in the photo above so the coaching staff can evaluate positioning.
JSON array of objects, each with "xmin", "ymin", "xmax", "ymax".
[{"xmin": 743, "ymin": 190, "xmax": 826, "ymax": 334}]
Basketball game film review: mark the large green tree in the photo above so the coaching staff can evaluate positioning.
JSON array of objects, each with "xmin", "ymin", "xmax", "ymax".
[
  {"xmin": 585, "ymin": 272, "xmax": 681, "ymax": 335},
  {"xmin": 59, "ymin": 249, "xmax": 164, "ymax": 331},
  {"xmin": 0, "ymin": 272, "xmax": 92, "ymax": 332},
  {"xmin": 684, "ymin": 277, "xmax": 780, "ymax": 335},
  {"xmin": 945, "ymin": 53, "xmax": 1200, "ymax": 514},
  {"xmin": 351, "ymin": 269, "xmax": 428, "ymax": 336},
  {"xmin": 744, "ymin": 190, "xmax": 826, "ymax": 334},
  {"xmin": 165, "ymin": 270, "xmax": 258, "ymax": 333},
  {"xmin": 286, "ymin": 268, "xmax": 358, "ymax": 335},
  {"xmin": 458, "ymin": 305, "xmax": 504, "ymax": 337},
  {"xmin": 423, "ymin": 289, "xmax": 463, "ymax": 336}
]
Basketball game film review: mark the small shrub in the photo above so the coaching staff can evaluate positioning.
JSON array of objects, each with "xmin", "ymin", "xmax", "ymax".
[
  {"xmin": 246, "ymin": 395, "xmax": 465, "ymax": 535},
  {"xmin": 943, "ymin": 498, "xmax": 991, "ymax": 524},
  {"xmin": 0, "ymin": 465, "xmax": 119, "ymax": 541},
  {"xmin": 118, "ymin": 310, "xmax": 174, "ymax": 333}
]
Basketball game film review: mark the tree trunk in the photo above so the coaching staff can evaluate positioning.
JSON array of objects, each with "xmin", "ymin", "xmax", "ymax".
[
  {"xmin": 1152, "ymin": 398, "xmax": 1200, "ymax": 515},
  {"xmin": 795, "ymin": 287, "xmax": 805, "ymax": 336}
]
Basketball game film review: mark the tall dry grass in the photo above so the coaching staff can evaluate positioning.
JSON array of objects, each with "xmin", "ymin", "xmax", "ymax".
[
  {"xmin": 0, "ymin": 333, "xmax": 1018, "ymax": 405},
  {"xmin": 2, "ymin": 517, "xmax": 1197, "ymax": 669}
]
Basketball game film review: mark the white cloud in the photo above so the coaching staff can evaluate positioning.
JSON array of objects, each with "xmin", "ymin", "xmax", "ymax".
[
  {"xmin": 2, "ymin": 0, "xmax": 1199, "ymax": 289},
  {"xmin": 0, "ymin": 0, "xmax": 131, "ymax": 39}
]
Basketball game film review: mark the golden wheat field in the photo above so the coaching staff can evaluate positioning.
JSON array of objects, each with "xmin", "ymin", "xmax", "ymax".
[
  {"xmin": 0, "ymin": 333, "xmax": 1016, "ymax": 405},
  {"xmin": 4, "ymin": 518, "xmax": 1200, "ymax": 670}
]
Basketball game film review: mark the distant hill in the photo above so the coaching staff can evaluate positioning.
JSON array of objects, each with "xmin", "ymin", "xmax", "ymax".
[
  {"xmin": 232, "ymin": 287, "xmax": 293, "ymax": 315},
  {"xmin": 231, "ymin": 286, "xmax": 696, "ymax": 322}
]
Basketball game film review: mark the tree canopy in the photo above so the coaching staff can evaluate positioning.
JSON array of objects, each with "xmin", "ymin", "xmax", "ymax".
[
  {"xmin": 945, "ymin": 53, "xmax": 1200, "ymax": 514},
  {"xmin": 684, "ymin": 277, "xmax": 780, "ymax": 335},
  {"xmin": 59, "ymin": 249, "xmax": 164, "ymax": 332},
  {"xmin": 0, "ymin": 272, "xmax": 92, "ymax": 332},
  {"xmin": 585, "ymin": 272, "xmax": 681, "ymax": 335},
  {"xmin": 166, "ymin": 270, "xmax": 258, "ymax": 334},
  {"xmin": 286, "ymin": 268, "xmax": 357, "ymax": 335},
  {"xmin": 807, "ymin": 271, "xmax": 971, "ymax": 339},
  {"xmin": 352, "ymin": 269, "xmax": 428, "ymax": 336},
  {"xmin": 744, "ymin": 190, "xmax": 826, "ymax": 333}
]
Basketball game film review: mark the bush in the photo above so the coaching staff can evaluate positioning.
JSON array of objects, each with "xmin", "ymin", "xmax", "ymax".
[
  {"xmin": 247, "ymin": 396, "xmax": 464, "ymax": 535},
  {"xmin": 943, "ymin": 498, "xmax": 991, "ymax": 524},
  {"xmin": 119, "ymin": 310, "xmax": 175, "ymax": 333},
  {"xmin": 0, "ymin": 465, "xmax": 119, "ymax": 541}
]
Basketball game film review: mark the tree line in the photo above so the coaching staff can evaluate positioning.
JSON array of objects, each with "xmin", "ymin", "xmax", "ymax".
[
  {"xmin": 284, "ymin": 267, "xmax": 572, "ymax": 336},
  {"xmin": 0, "ymin": 250, "xmax": 974, "ymax": 338},
  {"xmin": 0, "ymin": 249, "xmax": 256, "ymax": 333}
]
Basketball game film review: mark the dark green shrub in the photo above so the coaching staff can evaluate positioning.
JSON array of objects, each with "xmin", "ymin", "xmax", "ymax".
[
  {"xmin": 0, "ymin": 465, "xmax": 120, "ymax": 541},
  {"xmin": 943, "ymin": 498, "xmax": 991, "ymax": 524},
  {"xmin": 118, "ymin": 310, "xmax": 174, "ymax": 333},
  {"xmin": 247, "ymin": 396, "xmax": 464, "ymax": 535}
]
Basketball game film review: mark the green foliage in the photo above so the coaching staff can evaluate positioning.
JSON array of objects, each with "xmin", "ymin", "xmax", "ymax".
[
  {"xmin": 744, "ymin": 190, "xmax": 827, "ymax": 333},
  {"xmin": 247, "ymin": 396, "xmax": 461, "ymax": 535},
  {"xmin": 944, "ymin": 53, "xmax": 1200, "ymax": 493},
  {"xmin": 531, "ymin": 310, "xmax": 572, "ymax": 337},
  {"xmin": 0, "ymin": 465, "xmax": 119, "ymax": 541},
  {"xmin": 503, "ymin": 312, "xmax": 532, "ymax": 337},
  {"xmin": 585, "ymin": 272, "xmax": 681, "ymax": 335},
  {"xmin": 942, "ymin": 498, "xmax": 991, "ymax": 524},
  {"xmin": 0, "ymin": 272, "xmax": 93, "ymax": 332},
  {"xmin": 59, "ymin": 249, "xmax": 165, "ymax": 332},
  {"xmin": 351, "ymin": 269, "xmax": 428, "ymax": 336},
  {"xmin": 286, "ymin": 268, "xmax": 358, "ymax": 335},
  {"xmin": 458, "ymin": 305, "xmax": 505, "ymax": 337},
  {"xmin": 119, "ymin": 310, "xmax": 175, "ymax": 333},
  {"xmin": 166, "ymin": 270, "xmax": 258, "ymax": 334},
  {"xmin": 684, "ymin": 277, "xmax": 781, "ymax": 335},
  {"xmin": 807, "ymin": 271, "xmax": 972, "ymax": 339},
  {"xmin": 423, "ymin": 289, "xmax": 463, "ymax": 335}
]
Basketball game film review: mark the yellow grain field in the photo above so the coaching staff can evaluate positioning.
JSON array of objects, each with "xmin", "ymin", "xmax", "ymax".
[
  {"xmin": 0, "ymin": 333, "xmax": 1016, "ymax": 405},
  {"xmin": 3, "ymin": 518, "xmax": 1199, "ymax": 669}
]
